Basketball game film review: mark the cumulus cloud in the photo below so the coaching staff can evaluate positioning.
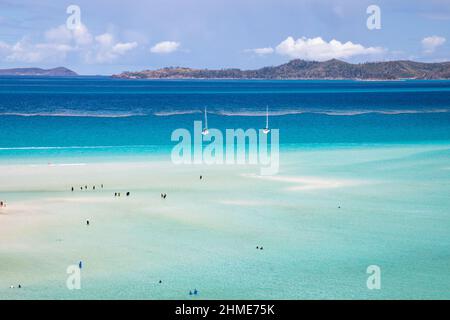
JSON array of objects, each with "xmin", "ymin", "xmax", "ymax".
[
  {"xmin": 112, "ymin": 42, "xmax": 138, "ymax": 55},
  {"xmin": 150, "ymin": 41, "xmax": 180, "ymax": 54},
  {"xmin": 244, "ymin": 47, "xmax": 274, "ymax": 56},
  {"xmin": 87, "ymin": 33, "xmax": 137, "ymax": 63},
  {"xmin": 275, "ymin": 36, "xmax": 384, "ymax": 61},
  {"xmin": 0, "ymin": 23, "xmax": 137, "ymax": 64},
  {"xmin": 422, "ymin": 35, "xmax": 446, "ymax": 53},
  {"xmin": 45, "ymin": 25, "xmax": 73, "ymax": 44},
  {"xmin": 44, "ymin": 24, "xmax": 93, "ymax": 47},
  {"xmin": 0, "ymin": 38, "xmax": 73, "ymax": 63}
]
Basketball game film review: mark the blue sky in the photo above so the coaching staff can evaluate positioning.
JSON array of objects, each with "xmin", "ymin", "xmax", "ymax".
[{"xmin": 0, "ymin": 0, "xmax": 449, "ymax": 74}]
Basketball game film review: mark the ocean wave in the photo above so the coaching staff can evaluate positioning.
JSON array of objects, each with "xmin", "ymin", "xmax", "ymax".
[
  {"xmin": 0, "ymin": 112, "xmax": 147, "ymax": 118},
  {"xmin": 1, "ymin": 108, "xmax": 448, "ymax": 118},
  {"xmin": 153, "ymin": 110, "xmax": 202, "ymax": 116},
  {"xmin": 215, "ymin": 108, "xmax": 450, "ymax": 116}
]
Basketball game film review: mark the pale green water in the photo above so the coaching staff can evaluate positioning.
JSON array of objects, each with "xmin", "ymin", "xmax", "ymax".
[{"xmin": 1, "ymin": 143, "xmax": 449, "ymax": 299}]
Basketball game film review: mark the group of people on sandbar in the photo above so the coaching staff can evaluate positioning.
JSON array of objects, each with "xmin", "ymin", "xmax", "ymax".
[
  {"xmin": 0, "ymin": 200, "xmax": 6, "ymax": 208},
  {"xmin": 189, "ymin": 289, "xmax": 199, "ymax": 296},
  {"xmin": 161, "ymin": 193, "xmax": 167, "ymax": 199},
  {"xmin": 72, "ymin": 184, "xmax": 103, "ymax": 192},
  {"xmin": 114, "ymin": 192, "xmax": 131, "ymax": 197}
]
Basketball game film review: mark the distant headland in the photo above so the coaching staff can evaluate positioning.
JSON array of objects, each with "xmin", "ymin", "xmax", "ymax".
[
  {"xmin": 113, "ymin": 59, "xmax": 450, "ymax": 80},
  {"xmin": 3, "ymin": 60, "xmax": 450, "ymax": 79},
  {"xmin": 0, "ymin": 67, "xmax": 77, "ymax": 76}
]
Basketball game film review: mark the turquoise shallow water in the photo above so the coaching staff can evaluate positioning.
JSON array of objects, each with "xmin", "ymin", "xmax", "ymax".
[
  {"xmin": 0, "ymin": 78, "xmax": 449, "ymax": 299},
  {"xmin": 0, "ymin": 143, "xmax": 449, "ymax": 299}
]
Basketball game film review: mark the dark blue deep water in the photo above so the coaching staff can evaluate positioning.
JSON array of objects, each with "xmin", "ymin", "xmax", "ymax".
[{"xmin": 0, "ymin": 76, "xmax": 449, "ymax": 149}]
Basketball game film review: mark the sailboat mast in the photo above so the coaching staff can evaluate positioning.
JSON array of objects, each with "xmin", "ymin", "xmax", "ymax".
[
  {"xmin": 204, "ymin": 107, "xmax": 208, "ymax": 128},
  {"xmin": 266, "ymin": 106, "xmax": 269, "ymax": 128}
]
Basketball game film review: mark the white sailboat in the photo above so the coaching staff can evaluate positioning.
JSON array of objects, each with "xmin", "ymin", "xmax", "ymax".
[
  {"xmin": 262, "ymin": 106, "xmax": 270, "ymax": 134},
  {"xmin": 201, "ymin": 107, "xmax": 209, "ymax": 135}
]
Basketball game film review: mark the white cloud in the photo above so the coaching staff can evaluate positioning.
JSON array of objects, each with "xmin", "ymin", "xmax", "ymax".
[
  {"xmin": 113, "ymin": 42, "xmax": 138, "ymax": 55},
  {"xmin": 0, "ymin": 38, "xmax": 73, "ymax": 63},
  {"xmin": 0, "ymin": 24, "xmax": 136, "ymax": 64},
  {"xmin": 45, "ymin": 24, "xmax": 93, "ymax": 46},
  {"xmin": 45, "ymin": 25, "xmax": 72, "ymax": 44},
  {"xmin": 87, "ymin": 33, "xmax": 138, "ymax": 63},
  {"xmin": 150, "ymin": 41, "xmax": 180, "ymax": 54},
  {"xmin": 72, "ymin": 24, "xmax": 94, "ymax": 46},
  {"xmin": 275, "ymin": 36, "xmax": 384, "ymax": 61},
  {"xmin": 245, "ymin": 47, "xmax": 274, "ymax": 56},
  {"xmin": 95, "ymin": 33, "xmax": 114, "ymax": 47},
  {"xmin": 422, "ymin": 35, "xmax": 446, "ymax": 53}
]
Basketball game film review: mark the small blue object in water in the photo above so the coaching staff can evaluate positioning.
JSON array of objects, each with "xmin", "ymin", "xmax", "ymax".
[
  {"xmin": 79, "ymin": 261, "xmax": 83, "ymax": 269},
  {"xmin": 194, "ymin": 289, "xmax": 198, "ymax": 295},
  {"xmin": 189, "ymin": 290, "xmax": 192, "ymax": 295}
]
